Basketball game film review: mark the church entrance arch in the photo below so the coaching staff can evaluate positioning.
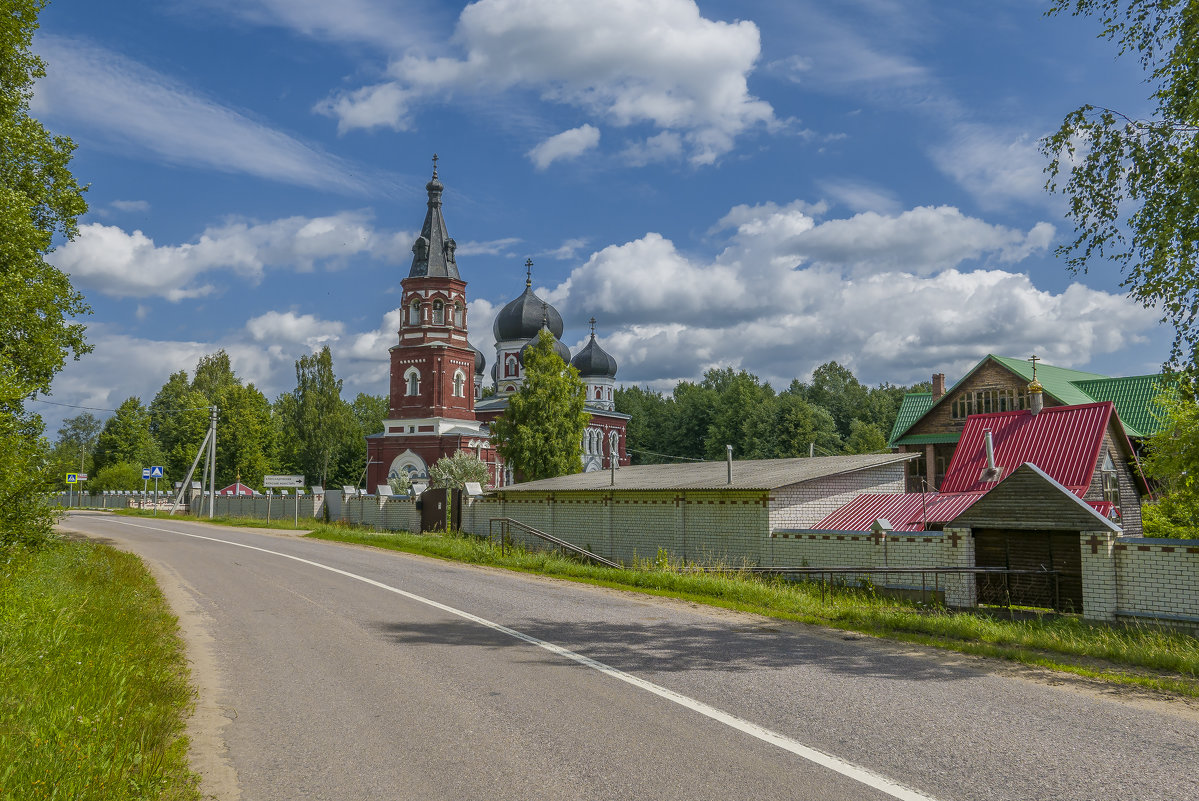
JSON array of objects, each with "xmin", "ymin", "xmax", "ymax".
[{"xmin": 389, "ymin": 450, "xmax": 429, "ymax": 484}]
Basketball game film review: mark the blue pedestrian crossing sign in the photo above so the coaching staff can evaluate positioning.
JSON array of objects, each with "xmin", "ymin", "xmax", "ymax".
[
  {"xmin": 65, "ymin": 473, "xmax": 78, "ymax": 484},
  {"xmin": 142, "ymin": 468, "xmax": 151, "ymax": 479},
  {"xmin": 149, "ymin": 466, "xmax": 164, "ymax": 478}
]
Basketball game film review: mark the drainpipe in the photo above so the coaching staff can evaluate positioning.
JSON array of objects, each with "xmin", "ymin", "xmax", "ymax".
[{"xmin": 726, "ymin": 445, "xmax": 733, "ymax": 484}]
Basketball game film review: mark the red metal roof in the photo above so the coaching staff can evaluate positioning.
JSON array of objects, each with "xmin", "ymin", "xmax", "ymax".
[
  {"xmin": 217, "ymin": 482, "xmax": 256, "ymax": 496},
  {"xmin": 937, "ymin": 402, "xmax": 1113, "ymax": 495},
  {"xmin": 815, "ymin": 491, "xmax": 987, "ymax": 532}
]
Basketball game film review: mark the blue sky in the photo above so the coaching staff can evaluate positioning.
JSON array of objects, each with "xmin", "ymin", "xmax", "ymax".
[{"xmin": 31, "ymin": 0, "xmax": 1168, "ymax": 434}]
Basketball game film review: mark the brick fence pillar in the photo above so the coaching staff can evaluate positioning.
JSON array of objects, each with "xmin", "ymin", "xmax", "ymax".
[
  {"xmin": 1080, "ymin": 530, "xmax": 1117, "ymax": 621},
  {"xmin": 941, "ymin": 527, "xmax": 975, "ymax": 608}
]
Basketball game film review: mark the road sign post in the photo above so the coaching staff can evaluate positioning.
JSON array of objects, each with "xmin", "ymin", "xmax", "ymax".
[
  {"xmin": 149, "ymin": 466, "xmax": 164, "ymax": 515},
  {"xmin": 66, "ymin": 473, "xmax": 77, "ymax": 509},
  {"xmin": 264, "ymin": 476, "xmax": 304, "ymax": 527}
]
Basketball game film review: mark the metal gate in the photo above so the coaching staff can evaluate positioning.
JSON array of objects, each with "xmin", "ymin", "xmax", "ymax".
[
  {"xmin": 419, "ymin": 487, "xmax": 462, "ymax": 532},
  {"xmin": 973, "ymin": 529, "xmax": 1082, "ymax": 612}
]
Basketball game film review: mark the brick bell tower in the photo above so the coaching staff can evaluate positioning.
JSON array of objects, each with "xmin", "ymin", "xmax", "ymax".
[{"xmin": 367, "ymin": 156, "xmax": 495, "ymax": 490}]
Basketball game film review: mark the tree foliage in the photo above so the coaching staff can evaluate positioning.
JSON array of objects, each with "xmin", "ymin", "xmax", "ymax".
[
  {"xmin": 274, "ymin": 346, "xmax": 359, "ymax": 487},
  {"xmin": 1141, "ymin": 394, "xmax": 1199, "ymax": 536},
  {"xmin": 1043, "ymin": 0, "xmax": 1199, "ymax": 373},
  {"xmin": 492, "ymin": 330, "xmax": 589, "ymax": 481},
  {"xmin": 429, "ymin": 451, "xmax": 489, "ymax": 490},
  {"xmin": 615, "ymin": 361, "xmax": 919, "ymax": 465},
  {"xmin": 0, "ymin": 0, "xmax": 89, "ymax": 545}
]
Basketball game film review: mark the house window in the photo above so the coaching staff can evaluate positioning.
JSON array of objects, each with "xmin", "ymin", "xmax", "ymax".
[
  {"xmin": 432, "ymin": 300, "xmax": 444, "ymax": 325},
  {"xmin": 951, "ymin": 387, "xmax": 1028, "ymax": 419},
  {"xmin": 1102, "ymin": 452, "xmax": 1120, "ymax": 505},
  {"xmin": 453, "ymin": 303, "xmax": 464, "ymax": 327},
  {"xmin": 453, "ymin": 370, "xmax": 466, "ymax": 398},
  {"xmin": 408, "ymin": 299, "xmax": 421, "ymax": 325},
  {"xmin": 405, "ymin": 369, "xmax": 420, "ymax": 396}
]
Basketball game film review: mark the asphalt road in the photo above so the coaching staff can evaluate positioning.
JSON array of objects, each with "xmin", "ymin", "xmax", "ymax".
[{"xmin": 61, "ymin": 512, "xmax": 1199, "ymax": 801}]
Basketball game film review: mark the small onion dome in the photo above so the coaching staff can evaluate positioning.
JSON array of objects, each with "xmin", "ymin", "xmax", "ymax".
[
  {"xmin": 468, "ymin": 340, "xmax": 486, "ymax": 375},
  {"xmin": 490, "ymin": 360, "xmax": 498, "ymax": 383},
  {"xmin": 520, "ymin": 326, "xmax": 571, "ymax": 365},
  {"xmin": 571, "ymin": 331, "xmax": 618, "ymax": 378},
  {"xmin": 1027, "ymin": 378, "xmax": 1043, "ymax": 394}
]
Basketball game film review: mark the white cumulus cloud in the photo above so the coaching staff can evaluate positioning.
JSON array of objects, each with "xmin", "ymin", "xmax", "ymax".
[
  {"xmin": 528, "ymin": 125, "xmax": 601, "ymax": 169},
  {"xmin": 317, "ymin": 0, "xmax": 774, "ymax": 164}
]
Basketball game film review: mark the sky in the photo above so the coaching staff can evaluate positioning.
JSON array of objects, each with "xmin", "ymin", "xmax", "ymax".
[{"xmin": 29, "ymin": 0, "xmax": 1170, "ymax": 436}]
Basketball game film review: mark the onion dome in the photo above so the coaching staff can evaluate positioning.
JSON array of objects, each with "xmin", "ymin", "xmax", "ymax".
[
  {"xmin": 468, "ymin": 340, "xmax": 485, "ymax": 375},
  {"xmin": 493, "ymin": 259, "xmax": 564, "ymax": 341},
  {"xmin": 570, "ymin": 318, "xmax": 618, "ymax": 378},
  {"xmin": 490, "ymin": 361, "xmax": 498, "ymax": 383},
  {"xmin": 521, "ymin": 325, "xmax": 571, "ymax": 365}
]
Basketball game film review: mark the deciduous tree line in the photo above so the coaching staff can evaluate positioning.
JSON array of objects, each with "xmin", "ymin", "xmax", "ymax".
[
  {"xmin": 615, "ymin": 362, "xmax": 929, "ymax": 464},
  {"xmin": 49, "ymin": 347, "xmax": 390, "ymax": 493}
]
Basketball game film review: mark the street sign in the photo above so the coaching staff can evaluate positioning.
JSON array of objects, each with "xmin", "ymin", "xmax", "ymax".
[
  {"xmin": 142, "ymin": 468, "xmax": 151, "ymax": 480},
  {"xmin": 149, "ymin": 466, "xmax": 164, "ymax": 478},
  {"xmin": 65, "ymin": 473, "xmax": 78, "ymax": 484},
  {"xmin": 264, "ymin": 474, "xmax": 304, "ymax": 488},
  {"xmin": 77, "ymin": 473, "xmax": 87, "ymax": 481}
]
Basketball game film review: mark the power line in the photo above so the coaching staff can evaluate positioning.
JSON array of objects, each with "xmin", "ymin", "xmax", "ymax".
[
  {"xmin": 626, "ymin": 447, "xmax": 706, "ymax": 462},
  {"xmin": 29, "ymin": 397, "xmax": 210, "ymax": 414}
]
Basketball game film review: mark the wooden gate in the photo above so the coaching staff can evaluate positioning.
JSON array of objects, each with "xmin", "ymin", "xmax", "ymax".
[
  {"xmin": 973, "ymin": 529, "xmax": 1082, "ymax": 612},
  {"xmin": 419, "ymin": 487, "xmax": 462, "ymax": 532}
]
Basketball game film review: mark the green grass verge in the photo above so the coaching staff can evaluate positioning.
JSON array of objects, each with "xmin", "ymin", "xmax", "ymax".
[
  {"xmin": 305, "ymin": 524, "xmax": 1199, "ymax": 698},
  {"xmin": 0, "ymin": 540, "xmax": 200, "ymax": 801}
]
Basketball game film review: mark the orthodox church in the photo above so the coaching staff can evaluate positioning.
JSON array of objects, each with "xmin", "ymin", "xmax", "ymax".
[{"xmin": 365, "ymin": 160, "xmax": 630, "ymax": 490}]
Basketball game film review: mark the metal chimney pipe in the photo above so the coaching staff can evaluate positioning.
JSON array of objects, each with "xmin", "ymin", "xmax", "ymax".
[
  {"xmin": 726, "ymin": 444, "xmax": 733, "ymax": 484},
  {"xmin": 985, "ymin": 430, "xmax": 996, "ymax": 471}
]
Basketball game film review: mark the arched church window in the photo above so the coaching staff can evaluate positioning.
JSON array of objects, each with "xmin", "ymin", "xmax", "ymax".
[
  {"xmin": 505, "ymin": 355, "xmax": 519, "ymax": 378},
  {"xmin": 408, "ymin": 299, "xmax": 421, "ymax": 325},
  {"xmin": 405, "ymin": 368, "xmax": 421, "ymax": 396},
  {"xmin": 453, "ymin": 303, "xmax": 465, "ymax": 327},
  {"xmin": 432, "ymin": 300, "xmax": 445, "ymax": 325},
  {"xmin": 595, "ymin": 387, "xmax": 602, "ymax": 400},
  {"xmin": 453, "ymin": 370, "xmax": 466, "ymax": 398}
]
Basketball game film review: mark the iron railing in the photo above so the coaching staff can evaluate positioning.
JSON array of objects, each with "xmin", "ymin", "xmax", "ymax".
[{"xmin": 488, "ymin": 517, "xmax": 622, "ymax": 570}]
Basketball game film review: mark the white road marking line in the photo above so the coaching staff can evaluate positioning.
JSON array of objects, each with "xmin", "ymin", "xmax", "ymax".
[{"xmin": 115, "ymin": 519, "xmax": 941, "ymax": 801}]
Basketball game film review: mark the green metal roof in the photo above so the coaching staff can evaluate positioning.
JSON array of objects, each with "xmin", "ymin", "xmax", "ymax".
[
  {"xmin": 1070, "ymin": 374, "xmax": 1170, "ymax": 438},
  {"xmin": 887, "ymin": 392, "xmax": 934, "ymax": 447},
  {"xmin": 886, "ymin": 355, "xmax": 1169, "ymax": 448},
  {"xmin": 891, "ymin": 432, "xmax": 962, "ymax": 446},
  {"xmin": 988, "ymin": 355, "xmax": 1106, "ymax": 406}
]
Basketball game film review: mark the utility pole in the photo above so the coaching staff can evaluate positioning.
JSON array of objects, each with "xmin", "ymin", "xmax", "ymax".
[{"xmin": 208, "ymin": 406, "xmax": 218, "ymax": 519}]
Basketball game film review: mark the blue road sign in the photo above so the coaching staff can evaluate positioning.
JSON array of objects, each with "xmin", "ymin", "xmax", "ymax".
[
  {"xmin": 150, "ymin": 466, "xmax": 164, "ymax": 478},
  {"xmin": 142, "ymin": 467, "xmax": 151, "ymax": 479}
]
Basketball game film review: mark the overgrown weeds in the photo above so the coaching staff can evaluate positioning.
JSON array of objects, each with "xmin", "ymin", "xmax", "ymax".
[{"xmin": 0, "ymin": 540, "xmax": 200, "ymax": 800}]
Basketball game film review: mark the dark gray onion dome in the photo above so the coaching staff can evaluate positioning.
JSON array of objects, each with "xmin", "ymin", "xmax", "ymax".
[
  {"xmin": 468, "ymin": 340, "xmax": 485, "ymax": 375},
  {"xmin": 490, "ymin": 361, "xmax": 498, "ymax": 383},
  {"xmin": 520, "ymin": 326, "xmax": 570, "ymax": 365},
  {"xmin": 570, "ymin": 332, "xmax": 618, "ymax": 378},
  {"xmin": 493, "ymin": 260, "xmax": 564, "ymax": 341}
]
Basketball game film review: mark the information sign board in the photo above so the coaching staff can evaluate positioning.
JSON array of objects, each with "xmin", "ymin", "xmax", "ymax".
[
  {"xmin": 264, "ymin": 474, "xmax": 305, "ymax": 488},
  {"xmin": 142, "ymin": 468, "xmax": 151, "ymax": 480}
]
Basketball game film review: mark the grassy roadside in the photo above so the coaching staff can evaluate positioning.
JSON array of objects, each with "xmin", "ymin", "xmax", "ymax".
[
  {"xmin": 106, "ymin": 509, "xmax": 1199, "ymax": 698},
  {"xmin": 0, "ymin": 540, "xmax": 200, "ymax": 801}
]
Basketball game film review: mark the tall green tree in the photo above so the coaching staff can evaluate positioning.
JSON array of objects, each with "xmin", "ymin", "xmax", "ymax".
[
  {"xmin": 1043, "ymin": 0, "xmax": 1199, "ymax": 374},
  {"xmin": 275, "ymin": 346, "xmax": 357, "ymax": 487},
  {"xmin": 93, "ymin": 398, "xmax": 162, "ymax": 473},
  {"xmin": 493, "ymin": 331, "xmax": 589, "ymax": 481},
  {"xmin": 53, "ymin": 411, "xmax": 100, "ymax": 472},
  {"xmin": 0, "ymin": 0, "xmax": 90, "ymax": 544},
  {"xmin": 213, "ymin": 381, "xmax": 273, "ymax": 488},
  {"xmin": 149, "ymin": 370, "xmax": 210, "ymax": 482}
]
